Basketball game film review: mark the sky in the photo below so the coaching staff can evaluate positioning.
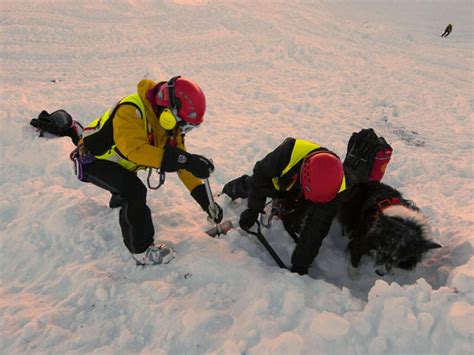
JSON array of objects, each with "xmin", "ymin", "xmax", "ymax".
[{"xmin": 1, "ymin": 0, "xmax": 473, "ymax": 354}]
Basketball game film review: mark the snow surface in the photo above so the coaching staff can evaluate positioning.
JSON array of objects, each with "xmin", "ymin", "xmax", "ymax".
[{"xmin": 1, "ymin": 0, "xmax": 473, "ymax": 353}]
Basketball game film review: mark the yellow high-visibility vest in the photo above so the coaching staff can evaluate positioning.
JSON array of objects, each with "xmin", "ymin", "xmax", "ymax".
[
  {"xmin": 82, "ymin": 94, "xmax": 147, "ymax": 171},
  {"xmin": 272, "ymin": 139, "xmax": 346, "ymax": 194}
]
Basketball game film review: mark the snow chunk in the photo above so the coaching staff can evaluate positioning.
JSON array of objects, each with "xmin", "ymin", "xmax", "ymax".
[
  {"xmin": 94, "ymin": 287, "xmax": 108, "ymax": 301},
  {"xmin": 309, "ymin": 311, "xmax": 350, "ymax": 340},
  {"xmin": 447, "ymin": 256, "xmax": 474, "ymax": 294},
  {"xmin": 249, "ymin": 332, "xmax": 304, "ymax": 354},
  {"xmin": 368, "ymin": 335, "xmax": 387, "ymax": 355},
  {"xmin": 448, "ymin": 301, "xmax": 474, "ymax": 337},
  {"xmin": 379, "ymin": 297, "xmax": 417, "ymax": 336},
  {"xmin": 417, "ymin": 312, "xmax": 435, "ymax": 337}
]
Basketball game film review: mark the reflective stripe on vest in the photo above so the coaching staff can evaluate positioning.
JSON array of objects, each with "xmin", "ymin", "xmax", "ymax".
[
  {"xmin": 83, "ymin": 94, "xmax": 147, "ymax": 171},
  {"xmin": 272, "ymin": 139, "xmax": 346, "ymax": 194}
]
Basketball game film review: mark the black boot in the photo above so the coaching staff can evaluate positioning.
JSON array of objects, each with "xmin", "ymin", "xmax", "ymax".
[
  {"xmin": 222, "ymin": 174, "xmax": 251, "ymax": 200},
  {"xmin": 109, "ymin": 194, "xmax": 123, "ymax": 208}
]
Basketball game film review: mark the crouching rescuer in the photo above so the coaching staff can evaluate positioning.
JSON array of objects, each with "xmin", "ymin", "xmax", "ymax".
[
  {"xmin": 66, "ymin": 76, "xmax": 222, "ymax": 265},
  {"xmin": 222, "ymin": 138, "xmax": 346, "ymax": 275}
]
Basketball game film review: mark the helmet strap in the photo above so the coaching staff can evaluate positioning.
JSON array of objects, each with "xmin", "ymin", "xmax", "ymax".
[
  {"xmin": 167, "ymin": 75, "xmax": 181, "ymax": 109},
  {"xmin": 156, "ymin": 76, "xmax": 182, "ymax": 132}
]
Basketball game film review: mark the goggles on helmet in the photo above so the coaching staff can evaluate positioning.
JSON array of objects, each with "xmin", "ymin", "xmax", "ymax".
[{"xmin": 177, "ymin": 120, "xmax": 199, "ymax": 134}]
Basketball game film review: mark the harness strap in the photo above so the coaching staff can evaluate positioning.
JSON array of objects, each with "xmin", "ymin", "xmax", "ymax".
[
  {"xmin": 372, "ymin": 196, "xmax": 422, "ymax": 220},
  {"xmin": 377, "ymin": 197, "xmax": 401, "ymax": 212}
]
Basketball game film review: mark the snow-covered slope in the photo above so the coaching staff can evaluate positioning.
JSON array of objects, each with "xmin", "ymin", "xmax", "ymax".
[{"xmin": 1, "ymin": 0, "xmax": 472, "ymax": 353}]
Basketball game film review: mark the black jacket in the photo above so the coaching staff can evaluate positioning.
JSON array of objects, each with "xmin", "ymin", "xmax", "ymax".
[{"xmin": 247, "ymin": 138, "xmax": 340, "ymax": 274}]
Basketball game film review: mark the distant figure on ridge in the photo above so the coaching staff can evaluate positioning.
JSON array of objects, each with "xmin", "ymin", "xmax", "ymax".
[{"xmin": 441, "ymin": 24, "xmax": 453, "ymax": 38}]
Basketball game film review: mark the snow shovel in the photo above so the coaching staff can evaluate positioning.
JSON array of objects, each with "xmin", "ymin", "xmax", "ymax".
[
  {"xmin": 207, "ymin": 212, "xmax": 287, "ymax": 268},
  {"xmin": 243, "ymin": 221, "xmax": 288, "ymax": 269},
  {"xmin": 204, "ymin": 179, "xmax": 234, "ymax": 237}
]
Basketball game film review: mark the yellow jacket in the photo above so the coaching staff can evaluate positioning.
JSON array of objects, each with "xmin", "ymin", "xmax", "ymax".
[{"xmin": 89, "ymin": 79, "xmax": 203, "ymax": 192}]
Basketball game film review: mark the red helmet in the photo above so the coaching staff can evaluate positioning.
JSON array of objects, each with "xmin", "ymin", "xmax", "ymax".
[
  {"xmin": 155, "ymin": 76, "xmax": 206, "ymax": 125},
  {"xmin": 300, "ymin": 152, "xmax": 344, "ymax": 203}
]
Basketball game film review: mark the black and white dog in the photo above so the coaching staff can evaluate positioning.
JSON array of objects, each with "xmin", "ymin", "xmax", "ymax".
[{"xmin": 338, "ymin": 181, "xmax": 441, "ymax": 276}]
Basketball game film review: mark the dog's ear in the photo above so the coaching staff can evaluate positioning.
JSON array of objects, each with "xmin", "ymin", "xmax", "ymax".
[{"xmin": 424, "ymin": 240, "xmax": 442, "ymax": 250}]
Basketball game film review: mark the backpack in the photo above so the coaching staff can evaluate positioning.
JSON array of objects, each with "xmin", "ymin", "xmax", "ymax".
[{"xmin": 343, "ymin": 128, "xmax": 392, "ymax": 182}]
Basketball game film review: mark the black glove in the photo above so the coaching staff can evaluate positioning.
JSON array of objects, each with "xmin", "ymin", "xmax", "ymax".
[
  {"xmin": 30, "ymin": 110, "xmax": 73, "ymax": 136},
  {"xmin": 187, "ymin": 154, "xmax": 215, "ymax": 179},
  {"xmin": 30, "ymin": 110, "xmax": 83, "ymax": 145},
  {"xmin": 162, "ymin": 145, "xmax": 214, "ymax": 179},
  {"xmin": 191, "ymin": 184, "xmax": 223, "ymax": 223},
  {"xmin": 239, "ymin": 208, "xmax": 260, "ymax": 231}
]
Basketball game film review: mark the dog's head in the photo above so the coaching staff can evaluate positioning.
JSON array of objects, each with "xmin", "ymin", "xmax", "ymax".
[{"xmin": 368, "ymin": 205, "xmax": 441, "ymax": 276}]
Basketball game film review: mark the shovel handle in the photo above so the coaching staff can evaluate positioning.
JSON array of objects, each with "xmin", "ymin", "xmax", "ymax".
[
  {"xmin": 204, "ymin": 179, "xmax": 222, "ymax": 234},
  {"xmin": 244, "ymin": 221, "xmax": 288, "ymax": 269},
  {"xmin": 204, "ymin": 178, "xmax": 216, "ymax": 207}
]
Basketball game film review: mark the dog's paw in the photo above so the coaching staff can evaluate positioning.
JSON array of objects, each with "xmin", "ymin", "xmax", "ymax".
[{"xmin": 347, "ymin": 264, "xmax": 360, "ymax": 280}]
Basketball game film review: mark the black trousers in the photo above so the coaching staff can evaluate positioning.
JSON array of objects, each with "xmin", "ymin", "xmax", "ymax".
[
  {"xmin": 441, "ymin": 30, "xmax": 451, "ymax": 38},
  {"xmin": 82, "ymin": 160, "xmax": 154, "ymax": 254}
]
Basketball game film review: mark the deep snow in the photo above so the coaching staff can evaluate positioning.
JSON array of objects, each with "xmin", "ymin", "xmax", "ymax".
[{"xmin": 1, "ymin": 0, "xmax": 473, "ymax": 354}]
